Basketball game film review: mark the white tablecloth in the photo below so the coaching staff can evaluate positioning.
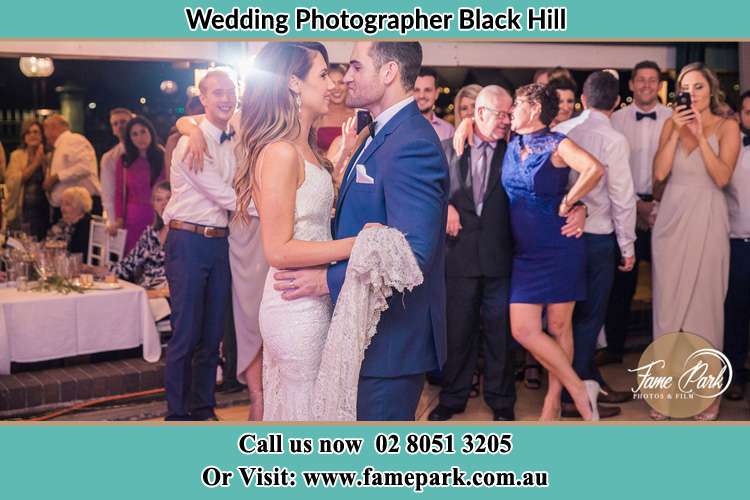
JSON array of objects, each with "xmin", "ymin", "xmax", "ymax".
[{"xmin": 0, "ymin": 280, "xmax": 161, "ymax": 374}]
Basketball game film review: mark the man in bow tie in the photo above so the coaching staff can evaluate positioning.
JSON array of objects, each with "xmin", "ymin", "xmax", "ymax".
[
  {"xmin": 597, "ymin": 61, "xmax": 671, "ymax": 368},
  {"xmin": 162, "ymin": 68, "xmax": 239, "ymax": 420},
  {"xmin": 723, "ymin": 90, "xmax": 750, "ymax": 402}
]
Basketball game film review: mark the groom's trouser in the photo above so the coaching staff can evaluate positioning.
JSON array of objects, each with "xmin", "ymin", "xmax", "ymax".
[
  {"xmin": 439, "ymin": 276, "xmax": 515, "ymax": 412},
  {"xmin": 165, "ymin": 228, "xmax": 231, "ymax": 420},
  {"xmin": 357, "ymin": 374, "xmax": 425, "ymax": 421}
]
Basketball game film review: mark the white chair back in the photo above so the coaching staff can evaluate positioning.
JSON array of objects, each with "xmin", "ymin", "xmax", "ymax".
[{"xmin": 87, "ymin": 220, "xmax": 128, "ymax": 267}]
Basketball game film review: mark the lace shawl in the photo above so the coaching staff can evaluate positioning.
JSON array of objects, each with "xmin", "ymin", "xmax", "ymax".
[{"xmin": 311, "ymin": 226, "xmax": 423, "ymax": 421}]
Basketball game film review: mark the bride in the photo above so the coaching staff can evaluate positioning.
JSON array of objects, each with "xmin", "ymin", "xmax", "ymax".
[{"xmin": 234, "ymin": 42, "xmax": 371, "ymax": 421}]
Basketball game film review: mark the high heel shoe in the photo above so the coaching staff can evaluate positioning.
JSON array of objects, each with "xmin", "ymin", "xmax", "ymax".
[{"xmin": 583, "ymin": 380, "xmax": 606, "ymax": 421}]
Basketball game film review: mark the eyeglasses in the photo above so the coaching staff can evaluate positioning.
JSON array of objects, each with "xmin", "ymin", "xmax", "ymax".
[{"xmin": 480, "ymin": 106, "xmax": 512, "ymax": 121}]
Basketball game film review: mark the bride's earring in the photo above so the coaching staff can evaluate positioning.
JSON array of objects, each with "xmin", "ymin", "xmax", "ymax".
[{"xmin": 295, "ymin": 93, "xmax": 302, "ymax": 114}]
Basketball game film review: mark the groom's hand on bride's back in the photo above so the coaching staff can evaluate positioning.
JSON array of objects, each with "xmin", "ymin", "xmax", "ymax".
[{"xmin": 273, "ymin": 267, "xmax": 329, "ymax": 300}]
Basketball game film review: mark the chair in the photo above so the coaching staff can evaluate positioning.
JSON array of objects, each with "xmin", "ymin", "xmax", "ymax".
[{"xmin": 87, "ymin": 220, "xmax": 128, "ymax": 267}]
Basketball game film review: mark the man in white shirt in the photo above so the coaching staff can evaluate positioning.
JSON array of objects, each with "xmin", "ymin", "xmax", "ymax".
[
  {"xmin": 723, "ymin": 90, "xmax": 750, "ymax": 401},
  {"xmin": 162, "ymin": 68, "xmax": 238, "ymax": 421},
  {"xmin": 598, "ymin": 61, "xmax": 670, "ymax": 366},
  {"xmin": 560, "ymin": 71, "xmax": 637, "ymax": 418},
  {"xmin": 100, "ymin": 108, "xmax": 134, "ymax": 229},
  {"xmin": 42, "ymin": 114, "xmax": 102, "ymax": 221},
  {"xmin": 414, "ymin": 68, "xmax": 455, "ymax": 141}
]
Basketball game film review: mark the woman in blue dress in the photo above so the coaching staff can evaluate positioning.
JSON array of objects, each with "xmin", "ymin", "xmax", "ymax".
[{"xmin": 502, "ymin": 84, "xmax": 605, "ymax": 420}]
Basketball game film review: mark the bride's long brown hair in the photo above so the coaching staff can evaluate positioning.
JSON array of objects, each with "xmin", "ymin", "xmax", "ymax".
[{"xmin": 235, "ymin": 42, "xmax": 331, "ymax": 224}]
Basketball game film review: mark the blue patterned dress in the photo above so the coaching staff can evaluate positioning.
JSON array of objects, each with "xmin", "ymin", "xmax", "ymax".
[{"xmin": 501, "ymin": 128, "xmax": 586, "ymax": 304}]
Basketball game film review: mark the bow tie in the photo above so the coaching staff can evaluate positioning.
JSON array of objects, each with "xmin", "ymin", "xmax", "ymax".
[
  {"xmin": 220, "ymin": 130, "xmax": 235, "ymax": 144},
  {"xmin": 744, "ymin": 135, "xmax": 750, "ymax": 147},
  {"xmin": 636, "ymin": 111, "xmax": 657, "ymax": 121},
  {"xmin": 367, "ymin": 120, "xmax": 378, "ymax": 138}
]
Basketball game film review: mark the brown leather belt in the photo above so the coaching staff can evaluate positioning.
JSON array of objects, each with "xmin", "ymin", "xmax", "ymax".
[{"xmin": 169, "ymin": 220, "xmax": 229, "ymax": 238}]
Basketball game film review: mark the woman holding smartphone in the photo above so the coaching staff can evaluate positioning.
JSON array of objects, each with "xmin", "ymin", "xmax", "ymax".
[{"xmin": 651, "ymin": 63, "xmax": 740, "ymax": 421}]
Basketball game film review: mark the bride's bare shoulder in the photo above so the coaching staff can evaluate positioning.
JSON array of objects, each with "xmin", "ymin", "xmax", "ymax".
[{"xmin": 255, "ymin": 141, "xmax": 302, "ymax": 187}]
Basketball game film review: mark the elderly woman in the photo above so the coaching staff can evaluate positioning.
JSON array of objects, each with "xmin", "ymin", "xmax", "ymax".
[
  {"xmin": 111, "ymin": 181, "xmax": 171, "ymax": 294},
  {"xmin": 47, "ymin": 187, "xmax": 93, "ymax": 261},
  {"xmin": 501, "ymin": 83, "xmax": 604, "ymax": 421},
  {"xmin": 3, "ymin": 120, "xmax": 51, "ymax": 240}
]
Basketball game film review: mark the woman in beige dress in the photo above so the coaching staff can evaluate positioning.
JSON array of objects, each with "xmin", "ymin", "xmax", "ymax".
[{"xmin": 651, "ymin": 63, "xmax": 740, "ymax": 420}]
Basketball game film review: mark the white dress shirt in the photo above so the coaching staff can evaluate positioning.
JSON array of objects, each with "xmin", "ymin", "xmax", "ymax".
[
  {"xmin": 610, "ymin": 103, "xmax": 671, "ymax": 195},
  {"xmin": 162, "ymin": 118, "xmax": 236, "ymax": 227},
  {"xmin": 552, "ymin": 109, "xmax": 590, "ymax": 135},
  {"xmin": 49, "ymin": 130, "xmax": 102, "ymax": 207},
  {"xmin": 566, "ymin": 110, "xmax": 637, "ymax": 257},
  {"xmin": 725, "ymin": 132, "xmax": 750, "ymax": 239},
  {"xmin": 348, "ymin": 96, "xmax": 415, "ymax": 182},
  {"xmin": 99, "ymin": 142, "xmax": 125, "ymax": 222}
]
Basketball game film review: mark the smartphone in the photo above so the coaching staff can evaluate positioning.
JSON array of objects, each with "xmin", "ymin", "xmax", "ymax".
[
  {"xmin": 356, "ymin": 109, "xmax": 372, "ymax": 134},
  {"xmin": 675, "ymin": 92, "xmax": 692, "ymax": 110}
]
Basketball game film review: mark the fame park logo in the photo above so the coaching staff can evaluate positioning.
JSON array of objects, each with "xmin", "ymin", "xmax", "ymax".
[{"xmin": 628, "ymin": 332, "xmax": 732, "ymax": 418}]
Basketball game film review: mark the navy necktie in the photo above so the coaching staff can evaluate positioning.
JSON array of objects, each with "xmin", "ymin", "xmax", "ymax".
[
  {"xmin": 743, "ymin": 135, "xmax": 750, "ymax": 147},
  {"xmin": 636, "ymin": 111, "xmax": 657, "ymax": 121},
  {"xmin": 220, "ymin": 130, "xmax": 235, "ymax": 143}
]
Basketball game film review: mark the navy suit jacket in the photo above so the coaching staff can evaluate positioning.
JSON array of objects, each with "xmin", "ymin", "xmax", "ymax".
[{"xmin": 327, "ymin": 100, "xmax": 449, "ymax": 378}]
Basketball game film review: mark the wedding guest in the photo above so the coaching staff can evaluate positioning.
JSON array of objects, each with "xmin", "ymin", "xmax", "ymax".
[
  {"xmin": 599, "ymin": 60, "xmax": 671, "ymax": 366},
  {"xmin": 454, "ymin": 84, "xmax": 482, "ymax": 124},
  {"xmin": 651, "ymin": 62, "xmax": 740, "ymax": 420},
  {"xmin": 502, "ymin": 83, "xmax": 604, "ymax": 420},
  {"xmin": 111, "ymin": 181, "xmax": 171, "ymax": 291},
  {"xmin": 42, "ymin": 114, "xmax": 102, "ymax": 221},
  {"xmin": 548, "ymin": 77, "xmax": 578, "ymax": 128},
  {"xmin": 114, "ymin": 115, "xmax": 165, "ymax": 253},
  {"xmin": 415, "ymin": 68, "xmax": 454, "ymax": 141},
  {"xmin": 164, "ymin": 96, "xmax": 204, "ymax": 170},
  {"xmin": 559, "ymin": 71, "xmax": 637, "ymax": 418},
  {"xmin": 429, "ymin": 86, "xmax": 517, "ymax": 422},
  {"xmin": 3, "ymin": 120, "xmax": 51, "ymax": 240},
  {"xmin": 534, "ymin": 68, "xmax": 551, "ymax": 85},
  {"xmin": 100, "ymin": 108, "xmax": 134, "ymax": 227},
  {"xmin": 723, "ymin": 90, "xmax": 750, "ymax": 401},
  {"xmin": 548, "ymin": 66, "xmax": 574, "ymax": 83},
  {"xmin": 317, "ymin": 64, "xmax": 355, "ymax": 152},
  {"xmin": 47, "ymin": 187, "xmax": 93, "ymax": 261},
  {"xmin": 162, "ymin": 68, "xmax": 238, "ymax": 421}
]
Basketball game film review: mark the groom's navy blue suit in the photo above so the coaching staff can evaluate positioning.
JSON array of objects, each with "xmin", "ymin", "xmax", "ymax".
[{"xmin": 328, "ymin": 100, "xmax": 449, "ymax": 420}]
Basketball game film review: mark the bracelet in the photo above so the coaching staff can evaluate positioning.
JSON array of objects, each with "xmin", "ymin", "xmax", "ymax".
[{"xmin": 573, "ymin": 200, "xmax": 588, "ymax": 217}]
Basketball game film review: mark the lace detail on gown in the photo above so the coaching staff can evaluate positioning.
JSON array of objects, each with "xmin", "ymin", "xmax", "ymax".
[
  {"xmin": 259, "ymin": 161, "xmax": 334, "ymax": 421},
  {"xmin": 311, "ymin": 227, "xmax": 423, "ymax": 421}
]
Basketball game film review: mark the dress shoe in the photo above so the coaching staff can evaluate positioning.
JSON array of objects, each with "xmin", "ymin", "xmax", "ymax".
[
  {"xmin": 594, "ymin": 349, "xmax": 623, "ymax": 367},
  {"xmin": 725, "ymin": 382, "xmax": 745, "ymax": 401},
  {"xmin": 427, "ymin": 405, "xmax": 463, "ymax": 421},
  {"xmin": 492, "ymin": 408, "xmax": 515, "ymax": 421},
  {"xmin": 561, "ymin": 402, "xmax": 621, "ymax": 419},
  {"xmin": 523, "ymin": 365, "xmax": 542, "ymax": 390},
  {"xmin": 598, "ymin": 386, "xmax": 634, "ymax": 404},
  {"xmin": 217, "ymin": 381, "xmax": 245, "ymax": 394}
]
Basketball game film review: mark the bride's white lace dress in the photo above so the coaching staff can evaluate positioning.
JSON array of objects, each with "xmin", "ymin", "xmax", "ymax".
[{"xmin": 259, "ymin": 160, "xmax": 333, "ymax": 421}]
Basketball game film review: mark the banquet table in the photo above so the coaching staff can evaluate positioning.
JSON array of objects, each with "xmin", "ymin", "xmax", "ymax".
[{"xmin": 0, "ymin": 280, "xmax": 161, "ymax": 375}]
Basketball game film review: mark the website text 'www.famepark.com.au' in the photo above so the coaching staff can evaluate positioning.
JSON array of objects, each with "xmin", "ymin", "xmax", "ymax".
[{"xmin": 202, "ymin": 464, "xmax": 549, "ymax": 493}]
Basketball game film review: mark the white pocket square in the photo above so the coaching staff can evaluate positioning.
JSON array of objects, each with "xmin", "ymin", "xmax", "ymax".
[{"xmin": 355, "ymin": 164, "xmax": 375, "ymax": 184}]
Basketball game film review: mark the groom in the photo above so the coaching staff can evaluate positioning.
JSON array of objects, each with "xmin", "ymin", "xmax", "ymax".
[{"xmin": 275, "ymin": 41, "xmax": 449, "ymax": 420}]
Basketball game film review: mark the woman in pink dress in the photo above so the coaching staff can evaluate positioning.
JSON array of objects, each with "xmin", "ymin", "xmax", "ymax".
[{"xmin": 114, "ymin": 116, "xmax": 165, "ymax": 253}]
